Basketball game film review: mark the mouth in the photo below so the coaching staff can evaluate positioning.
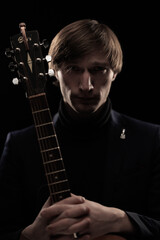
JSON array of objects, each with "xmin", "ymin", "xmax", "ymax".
[
  {"xmin": 75, "ymin": 96, "xmax": 99, "ymax": 103},
  {"xmin": 78, "ymin": 97, "xmax": 94, "ymax": 100},
  {"xmin": 69, "ymin": 95, "xmax": 100, "ymax": 114}
]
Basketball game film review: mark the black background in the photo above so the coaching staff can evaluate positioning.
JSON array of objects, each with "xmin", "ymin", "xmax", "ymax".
[{"xmin": 0, "ymin": 1, "xmax": 159, "ymax": 155}]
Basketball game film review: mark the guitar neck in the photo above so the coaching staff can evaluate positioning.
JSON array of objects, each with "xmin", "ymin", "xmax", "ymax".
[{"xmin": 28, "ymin": 92, "xmax": 71, "ymax": 203}]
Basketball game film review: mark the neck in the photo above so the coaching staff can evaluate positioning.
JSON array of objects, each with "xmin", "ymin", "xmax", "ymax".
[
  {"xmin": 54, "ymin": 98, "xmax": 112, "ymax": 140},
  {"xmin": 57, "ymin": 98, "xmax": 112, "ymax": 133}
]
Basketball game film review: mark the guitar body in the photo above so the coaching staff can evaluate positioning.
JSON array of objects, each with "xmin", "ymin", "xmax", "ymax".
[{"xmin": 8, "ymin": 23, "xmax": 126, "ymax": 240}]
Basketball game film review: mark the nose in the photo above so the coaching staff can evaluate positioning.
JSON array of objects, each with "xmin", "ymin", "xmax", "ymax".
[{"xmin": 79, "ymin": 71, "xmax": 94, "ymax": 92}]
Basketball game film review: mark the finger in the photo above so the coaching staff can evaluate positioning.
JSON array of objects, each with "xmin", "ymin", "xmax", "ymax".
[
  {"xmin": 41, "ymin": 204, "xmax": 66, "ymax": 219},
  {"xmin": 58, "ymin": 195, "xmax": 85, "ymax": 205},
  {"xmin": 41, "ymin": 195, "xmax": 86, "ymax": 219},
  {"xmin": 71, "ymin": 194, "xmax": 85, "ymax": 202},
  {"xmin": 48, "ymin": 217, "xmax": 78, "ymax": 235},
  {"xmin": 61, "ymin": 205, "xmax": 89, "ymax": 219},
  {"xmin": 68, "ymin": 218, "xmax": 91, "ymax": 235},
  {"xmin": 48, "ymin": 216, "xmax": 90, "ymax": 236}
]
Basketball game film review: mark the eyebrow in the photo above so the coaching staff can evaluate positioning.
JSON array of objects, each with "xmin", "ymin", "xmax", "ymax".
[
  {"xmin": 65, "ymin": 61, "xmax": 108, "ymax": 67},
  {"xmin": 90, "ymin": 61, "xmax": 108, "ymax": 66}
]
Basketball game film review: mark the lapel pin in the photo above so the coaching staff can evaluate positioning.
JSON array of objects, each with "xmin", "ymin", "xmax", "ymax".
[{"xmin": 120, "ymin": 128, "xmax": 126, "ymax": 139}]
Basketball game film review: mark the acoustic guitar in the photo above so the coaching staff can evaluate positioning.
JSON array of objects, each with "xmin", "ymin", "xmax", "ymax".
[{"xmin": 7, "ymin": 23, "xmax": 126, "ymax": 240}]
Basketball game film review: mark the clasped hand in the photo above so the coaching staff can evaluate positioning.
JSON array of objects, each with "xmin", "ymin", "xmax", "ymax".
[{"xmin": 22, "ymin": 194, "xmax": 126, "ymax": 240}]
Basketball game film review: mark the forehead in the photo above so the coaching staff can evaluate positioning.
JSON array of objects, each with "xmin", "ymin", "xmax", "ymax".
[{"xmin": 65, "ymin": 52, "xmax": 108, "ymax": 67}]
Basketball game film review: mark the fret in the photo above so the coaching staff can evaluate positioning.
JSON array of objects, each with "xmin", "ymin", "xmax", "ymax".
[
  {"xmin": 43, "ymin": 158, "xmax": 63, "ymax": 164},
  {"xmin": 38, "ymin": 134, "xmax": 58, "ymax": 151},
  {"xmin": 48, "ymin": 179, "xmax": 68, "ymax": 186},
  {"xmin": 41, "ymin": 147, "xmax": 60, "ymax": 153},
  {"xmin": 36, "ymin": 122, "xmax": 53, "ymax": 127},
  {"xmin": 38, "ymin": 135, "xmax": 56, "ymax": 141},
  {"xmin": 32, "ymin": 110, "xmax": 52, "ymax": 125},
  {"xmin": 43, "ymin": 158, "xmax": 65, "ymax": 173},
  {"xmin": 32, "ymin": 108, "xmax": 50, "ymax": 114},
  {"xmin": 51, "ymin": 189, "xmax": 71, "ymax": 197},
  {"xmin": 41, "ymin": 148, "xmax": 61, "ymax": 162},
  {"xmin": 45, "ymin": 169, "xmax": 65, "ymax": 176},
  {"xmin": 51, "ymin": 190, "xmax": 71, "ymax": 202},
  {"xmin": 28, "ymin": 92, "xmax": 71, "ymax": 203},
  {"xmin": 28, "ymin": 93, "xmax": 46, "ymax": 99},
  {"xmin": 48, "ymin": 180, "xmax": 70, "ymax": 194},
  {"xmin": 38, "ymin": 135, "xmax": 58, "ymax": 151},
  {"xmin": 29, "ymin": 93, "xmax": 49, "ymax": 112},
  {"xmin": 36, "ymin": 123, "xmax": 55, "ymax": 138},
  {"xmin": 46, "ymin": 169, "xmax": 67, "ymax": 182}
]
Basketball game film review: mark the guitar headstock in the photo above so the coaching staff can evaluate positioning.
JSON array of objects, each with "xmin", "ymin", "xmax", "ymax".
[{"xmin": 7, "ymin": 23, "xmax": 51, "ymax": 97}]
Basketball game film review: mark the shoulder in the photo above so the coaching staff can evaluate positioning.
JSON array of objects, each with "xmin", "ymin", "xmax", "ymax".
[
  {"xmin": 110, "ymin": 110, "xmax": 160, "ymax": 169},
  {"xmin": 0, "ymin": 125, "xmax": 40, "ymax": 166},
  {"xmin": 7, "ymin": 124, "xmax": 36, "ymax": 139},
  {"xmin": 111, "ymin": 109, "xmax": 160, "ymax": 138},
  {"xmin": 111, "ymin": 109, "xmax": 160, "ymax": 128},
  {"xmin": 4, "ymin": 125, "xmax": 37, "ymax": 149}
]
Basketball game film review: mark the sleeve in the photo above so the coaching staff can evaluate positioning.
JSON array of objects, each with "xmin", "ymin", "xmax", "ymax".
[
  {"xmin": 125, "ymin": 126, "xmax": 160, "ymax": 240},
  {"xmin": 0, "ymin": 132, "xmax": 26, "ymax": 240}
]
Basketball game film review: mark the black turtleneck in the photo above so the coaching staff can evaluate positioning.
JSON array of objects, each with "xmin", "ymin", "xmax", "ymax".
[{"xmin": 54, "ymin": 99, "xmax": 112, "ymax": 204}]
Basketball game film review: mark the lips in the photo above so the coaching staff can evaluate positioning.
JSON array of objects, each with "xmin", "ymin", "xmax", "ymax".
[
  {"xmin": 74, "ymin": 96, "xmax": 99, "ymax": 104},
  {"xmin": 78, "ymin": 97, "xmax": 94, "ymax": 100}
]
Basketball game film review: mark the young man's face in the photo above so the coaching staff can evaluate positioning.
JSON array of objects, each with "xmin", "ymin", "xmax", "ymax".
[{"xmin": 55, "ymin": 52, "xmax": 117, "ymax": 116}]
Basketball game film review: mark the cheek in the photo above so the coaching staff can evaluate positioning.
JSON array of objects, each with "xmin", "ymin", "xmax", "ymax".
[
  {"xmin": 59, "ymin": 80, "xmax": 70, "ymax": 99},
  {"xmin": 99, "ymin": 79, "xmax": 112, "ymax": 99},
  {"xmin": 60, "ymin": 77, "xmax": 78, "ymax": 96},
  {"xmin": 58, "ymin": 77, "xmax": 76, "ymax": 105}
]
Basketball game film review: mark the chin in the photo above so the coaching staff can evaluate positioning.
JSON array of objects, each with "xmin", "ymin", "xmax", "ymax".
[{"xmin": 74, "ymin": 106, "xmax": 97, "ymax": 115}]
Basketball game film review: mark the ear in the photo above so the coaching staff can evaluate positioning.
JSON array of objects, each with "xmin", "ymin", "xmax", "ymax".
[
  {"xmin": 50, "ymin": 69, "xmax": 60, "ymax": 87},
  {"xmin": 54, "ymin": 69, "xmax": 60, "ymax": 81},
  {"xmin": 112, "ymin": 73, "xmax": 117, "ymax": 81}
]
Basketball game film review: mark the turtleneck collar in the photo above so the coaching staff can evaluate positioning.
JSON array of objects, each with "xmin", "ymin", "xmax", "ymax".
[{"xmin": 55, "ymin": 98, "xmax": 112, "ymax": 137}]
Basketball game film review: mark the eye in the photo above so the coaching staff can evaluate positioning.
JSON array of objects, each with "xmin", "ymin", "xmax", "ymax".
[
  {"xmin": 65, "ymin": 65, "xmax": 82, "ymax": 73},
  {"xmin": 89, "ymin": 66, "xmax": 108, "ymax": 74}
]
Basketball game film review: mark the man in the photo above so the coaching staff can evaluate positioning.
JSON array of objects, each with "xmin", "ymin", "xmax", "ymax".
[{"xmin": 0, "ymin": 19, "xmax": 160, "ymax": 240}]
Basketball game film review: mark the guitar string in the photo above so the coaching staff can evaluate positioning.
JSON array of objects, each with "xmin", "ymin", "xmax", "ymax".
[
  {"xmin": 31, "ymin": 44, "xmax": 59, "ymax": 202},
  {"xmin": 30, "ymin": 95, "xmax": 55, "ymax": 202},
  {"xmin": 16, "ymin": 33, "xmax": 68, "ymax": 203},
  {"xmin": 30, "ymin": 94, "xmax": 70, "ymax": 202},
  {"xmin": 31, "ymin": 43, "xmax": 70, "ymax": 202}
]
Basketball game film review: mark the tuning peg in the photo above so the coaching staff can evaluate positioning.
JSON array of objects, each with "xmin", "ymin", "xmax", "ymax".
[
  {"xmin": 40, "ymin": 39, "xmax": 49, "ymax": 49},
  {"xmin": 48, "ymin": 69, "xmax": 55, "ymax": 77},
  {"xmin": 8, "ymin": 62, "xmax": 17, "ymax": 72},
  {"xmin": 5, "ymin": 48, "xmax": 14, "ymax": 58},
  {"xmin": 12, "ymin": 77, "xmax": 20, "ymax": 85},
  {"xmin": 45, "ymin": 55, "xmax": 52, "ymax": 62}
]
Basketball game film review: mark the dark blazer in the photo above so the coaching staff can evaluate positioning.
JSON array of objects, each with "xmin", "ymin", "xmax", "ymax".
[{"xmin": 0, "ymin": 109, "xmax": 160, "ymax": 240}]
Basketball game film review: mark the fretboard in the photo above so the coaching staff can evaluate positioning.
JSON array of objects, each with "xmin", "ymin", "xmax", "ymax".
[{"xmin": 28, "ymin": 92, "xmax": 71, "ymax": 203}]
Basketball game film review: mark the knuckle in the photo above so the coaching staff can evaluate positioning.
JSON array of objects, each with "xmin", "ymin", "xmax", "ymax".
[
  {"xmin": 64, "ymin": 208, "xmax": 72, "ymax": 218},
  {"xmin": 85, "ymin": 217, "xmax": 91, "ymax": 227},
  {"xmin": 40, "ymin": 208, "xmax": 47, "ymax": 217},
  {"xmin": 81, "ymin": 205, "xmax": 89, "ymax": 214}
]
